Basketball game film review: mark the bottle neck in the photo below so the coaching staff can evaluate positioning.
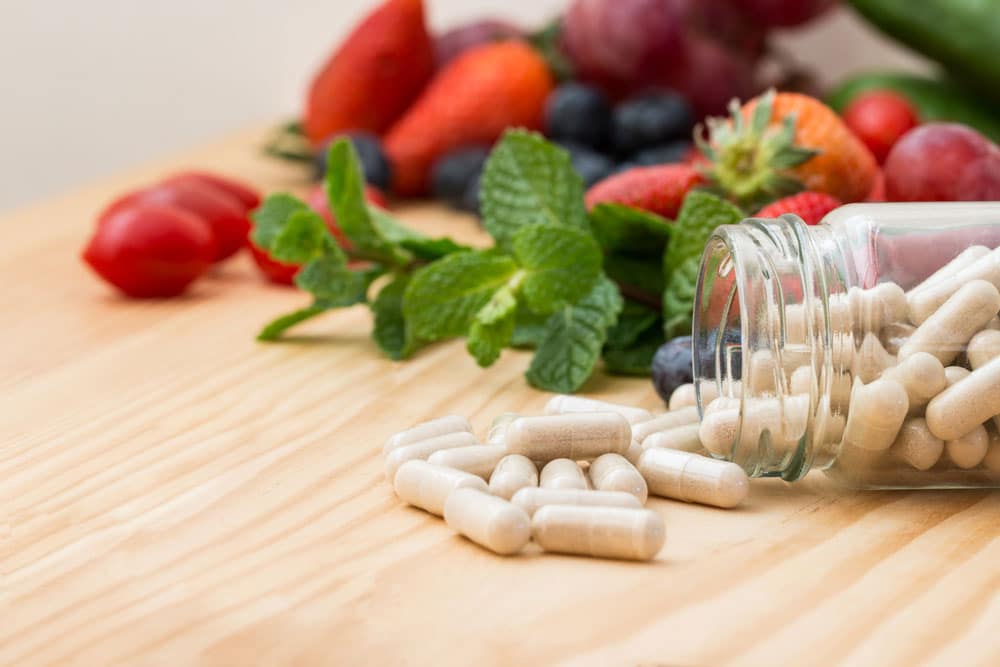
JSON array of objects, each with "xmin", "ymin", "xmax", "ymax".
[{"xmin": 693, "ymin": 215, "xmax": 860, "ymax": 480}]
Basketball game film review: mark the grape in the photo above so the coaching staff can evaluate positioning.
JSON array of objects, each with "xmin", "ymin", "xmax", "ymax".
[
  {"xmin": 651, "ymin": 336, "xmax": 693, "ymax": 403},
  {"xmin": 434, "ymin": 20, "xmax": 524, "ymax": 68},
  {"xmin": 730, "ymin": 0, "xmax": 837, "ymax": 28},
  {"xmin": 884, "ymin": 123, "xmax": 1000, "ymax": 202}
]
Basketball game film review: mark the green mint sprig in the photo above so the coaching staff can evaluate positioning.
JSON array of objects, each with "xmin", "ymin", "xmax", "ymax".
[{"xmin": 250, "ymin": 129, "xmax": 740, "ymax": 392}]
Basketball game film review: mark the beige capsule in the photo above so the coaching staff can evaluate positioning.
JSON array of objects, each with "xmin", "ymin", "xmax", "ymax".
[
  {"xmin": 842, "ymin": 378, "xmax": 909, "ymax": 451},
  {"xmin": 383, "ymin": 415, "xmax": 472, "ymax": 454},
  {"xmin": 589, "ymin": 453, "xmax": 648, "ymax": 503},
  {"xmin": 638, "ymin": 448, "xmax": 750, "ymax": 508},
  {"xmin": 880, "ymin": 351, "xmax": 947, "ymax": 416},
  {"xmin": 745, "ymin": 350, "xmax": 779, "ymax": 394},
  {"xmin": 428, "ymin": 444, "xmax": 508, "ymax": 480},
  {"xmin": 945, "ymin": 424, "xmax": 989, "ymax": 469},
  {"xmin": 540, "ymin": 458, "xmax": 589, "ymax": 490},
  {"xmin": 505, "ymin": 412, "xmax": 631, "ymax": 461},
  {"xmin": 532, "ymin": 505, "xmax": 665, "ymax": 561},
  {"xmin": 966, "ymin": 329, "xmax": 1000, "ymax": 370},
  {"xmin": 624, "ymin": 439, "xmax": 644, "ymax": 465},
  {"xmin": 983, "ymin": 430, "xmax": 1000, "ymax": 472},
  {"xmin": 908, "ymin": 248, "xmax": 1000, "ymax": 324},
  {"xmin": 487, "ymin": 412, "xmax": 522, "ymax": 445},
  {"xmin": 926, "ymin": 356, "xmax": 1000, "ymax": 441},
  {"xmin": 488, "ymin": 454, "xmax": 538, "ymax": 500},
  {"xmin": 909, "ymin": 245, "xmax": 991, "ymax": 295},
  {"xmin": 643, "ymin": 423, "xmax": 703, "ymax": 453},
  {"xmin": 944, "ymin": 365, "xmax": 971, "ymax": 387},
  {"xmin": 443, "ymin": 488, "xmax": 531, "ymax": 556},
  {"xmin": 698, "ymin": 407, "xmax": 739, "ymax": 457},
  {"xmin": 789, "ymin": 366, "xmax": 852, "ymax": 411},
  {"xmin": 988, "ymin": 316, "xmax": 1000, "ymax": 331},
  {"xmin": 384, "ymin": 431, "xmax": 479, "ymax": 481},
  {"xmin": 880, "ymin": 321, "xmax": 916, "ymax": 356},
  {"xmin": 668, "ymin": 382, "xmax": 720, "ymax": 410},
  {"xmin": 510, "ymin": 487, "xmax": 642, "ymax": 516},
  {"xmin": 393, "ymin": 460, "xmax": 489, "ymax": 516},
  {"xmin": 853, "ymin": 333, "xmax": 897, "ymax": 383},
  {"xmin": 889, "ymin": 418, "xmax": 944, "ymax": 471},
  {"xmin": 899, "ymin": 280, "xmax": 1000, "ymax": 365},
  {"xmin": 632, "ymin": 406, "xmax": 700, "ymax": 443},
  {"xmin": 544, "ymin": 395, "xmax": 652, "ymax": 425}
]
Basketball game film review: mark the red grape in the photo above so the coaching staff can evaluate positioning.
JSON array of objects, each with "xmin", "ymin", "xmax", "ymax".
[
  {"xmin": 730, "ymin": 0, "xmax": 837, "ymax": 28},
  {"xmin": 884, "ymin": 123, "xmax": 1000, "ymax": 201},
  {"xmin": 434, "ymin": 20, "xmax": 524, "ymax": 69}
]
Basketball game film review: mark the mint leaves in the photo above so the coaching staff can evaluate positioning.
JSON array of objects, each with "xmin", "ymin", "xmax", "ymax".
[{"xmin": 251, "ymin": 131, "xmax": 741, "ymax": 392}]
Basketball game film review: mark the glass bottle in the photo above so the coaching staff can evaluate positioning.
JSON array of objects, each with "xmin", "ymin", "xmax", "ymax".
[{"xmin": 692, "ymin": 202, "xmax": 1000, "ymax": 488}]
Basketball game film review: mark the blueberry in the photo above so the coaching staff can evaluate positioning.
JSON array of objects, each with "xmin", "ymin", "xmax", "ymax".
[
  {"xmin": 431, "ymin": 147, "xmax": 490, "ymax": 208},
  {"xmin": 544, "ymin": 83, "xmax": 613, "ymax": 150},
  {"xmin": 631, "ymin": 140, "xmax": 691, "ymax": 166},
  {"xmin": 314, "ymin": 131, "xmax": 392, "ymax": 190},
  {"xmin": 559, "ymin": 142, "xmax": 615, "ymax": 188},
  {"xmin": 612, "ymin": 91, "xmax": 695, "ymax": 157},
  {"xmin": 460, "ymin": 173, "xmax": 482, "ymax": 215},
  {"xmin": 651, "ymin": 336, "xmax": 694, "ymax": 403}
]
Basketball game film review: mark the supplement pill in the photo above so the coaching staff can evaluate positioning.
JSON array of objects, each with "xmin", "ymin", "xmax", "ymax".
[
  {"xmin": 532, "ymin": 505, "xmax": 665, "ymax": 561},
  {"xmin": 384, "ymin": 431, "xmax": 478, "ymax": 481},
  {"xmin": 668, "ymin": 383, "xmax": 696, "ymax": 410},
  {"xmin": 966, "ymin": 329, "xmax": 1000, "ymax": 370},
  {"xmin": 638, "ymin": 448, "xmax": 750, "ymax": 508},
  {"xmin": 588, "ymin": 453, "xmax": 648, "ymax": 503},
  {"xmin": 540, "ymin": 458, "xmax": 589, "ymax": 490},
  {"xmin": 945, "ymin": 425, "xmax": 989, "ymax": 469},
  {"xmin": 880, "ymin": 351, "xmax": 947, "ymax": 414},
  {"xmin": 505, "ymin": 412, "xmax": 631, "ymax": 461},
  {"xmin": 632, "ymin": 406, "xmax": 700, "ymax": 443},
  {"xmin": 909, "ymin": 245, "xmax": 991, "ymax": 295},
  {"xmin": 926, "ymin": 356, "xmax": 1000, "ymax": 441},
  {"xmin": 983, "ymin": 431, "xmax": 1000, "ymax": 472},
  {"xmin": 443, "ymin": 488, "xmax": 531, "ymax": 556},
  {"xmin": 487, "ymin": 412, "xmax": 521, "ymax": 445},
  {"xmin": 880, "ymin": 321, "xmax": 916, "ymax": 356},
  {"xmin": 428, "ymin": 444, "xmax": 508, "ymax": 479},
  {"xmin": 889, "ymin": 418, "xmax": 944, "ymax": 471},
  {"xmin": 698, "ymin": 408, "xmax": 739, "ymax": 457},
  {"xmin": 852, "ymin": 333, "xmax": 897, "ymax": 383},
  {"xmin": 944, "ymin": 365, "xmax": 971, "ymax": 387},
  {"xmin": 643, "ymin": 423, "xmax": 703, "ymax": 453},
  {"xmin": 907, "ymin": 248, "xmax": 1000, "ymax": 324},
  {"xmin": 393, "ymin": 460, "xmax": 488, "ymax": 516},
  {"xmin": 384, "ymin": 415, "xmax": 472, "ymax": 454},
  {"xmin": 488, "ymin": 454, "xmax": 538, "ymax": 500},
  {"xmin": 544, "ymin": 395, "xmax": 652, "ymax": 424},
  {"xmin": 511, "ymin": 487, "xmax": 642, "ymax": 516},
  {"xmin": 841, "ymin": 378, "xmax": 909, "ymax": 451},
  {"xmin": 900, "ymin": 280, "xmax": 1000, "ymax": 364},
  {"xmin": 624, "ymin": 439, "xmax": 643, "ymax": 465}
]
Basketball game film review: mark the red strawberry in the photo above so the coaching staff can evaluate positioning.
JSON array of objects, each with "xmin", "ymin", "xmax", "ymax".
[
  {"xmin": 384, "ymin": 41, "xmax": 555, "ymax": 196},
  {"xmin": 754, "ymin": 191, "xmax": 841, "ymax": 225},
  {"xmin": 584, "ymin": 164, "xmax": 702, "ymax": 219},
  {"xmin": 304, "ymin": 0, "xmax": 434, "ymax": 146}
]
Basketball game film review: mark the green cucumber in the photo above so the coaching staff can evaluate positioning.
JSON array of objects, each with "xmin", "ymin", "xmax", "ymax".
[
  {"xmin": 827, "ymin": 72, "xmax": 1000, "ymax": 143},
  {"xmin": 849, "ymin": 0, "xmax": 1000, "ymax": 103}
]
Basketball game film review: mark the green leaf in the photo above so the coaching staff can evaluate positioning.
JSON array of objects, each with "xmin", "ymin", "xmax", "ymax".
[
  {"xmin": 604, "ymin": 254, "xmax": 665, "ymax": 296},
  {"xmin": 663, "ymin": 191, "xmax": 743, "ymax": 338},
  {"xmin": 368, "ymin": 206, "xmax": 471, "ymax": 260},
  {"xmin": 250, "ymin": 193, "xmax": 308, "ymax": 250},
  {"xmin": 404, "ymin": 251, "xmax": 520, "ymax": 342},
  {"xmin": 296, "ymin": 248, "xmax": 366, "ymax": 306},
  {"xmin": 467, "ymin": 287, "xmax": 518, "ymax": 366},
  {"xmin": 510, "ymin": 303, "xmax": 549, "ymax": 349},
  {"xmin": 257, "ymin": 304, "xmax": 328, "ymax": 342},
  {"xmin": 399, "ymin": 237, "xmax": 472, "ymax": 261},
  {"xmin": 525, "ymin": 275, "xmax": 624, "ymax": 393},
  {"xmin": 270, "ymin": 209, "xmax": 330, "ymax": 264},
  {"xmin": 589, "ymin": 203, "xmax": 672, "ymax": 257},
  {"xmin": 371, "ymin": 275, "xmax": 416, "ymax": 360},
  {"xmin": 603, "ymin": 327, "xmax": 663, "ymax": 376},
  {"xmin": 512, "ymin": 225, "xmax": 602, "ymax": 315},
  {"xmin": 605, "ymin": 302, "xmax": 660, "ymax": 349},
  {"xmin": 480, "ymin": 129, "xmax": 589, "ymax": 248}
]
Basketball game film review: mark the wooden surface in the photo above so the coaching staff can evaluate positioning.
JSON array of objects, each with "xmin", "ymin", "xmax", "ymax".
[{"xmin": 2, "ymin": 127, "xmax": 998, "ymax": 667}]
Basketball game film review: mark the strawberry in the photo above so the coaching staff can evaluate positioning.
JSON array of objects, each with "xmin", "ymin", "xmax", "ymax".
[
  {"xmin": 755, "ymin": 191, "xmax": 841, "ymax": 225},
  {"xmin": 304, "ymin": 0, "xmax": 434, "ymax": 146},
  {"xmin": 585, "ymin": 164, "xmax": 702, "ymax": 219},
  {"xmin": 699, "ymin": 90, "xmax": 877, "ymax": 207},
  {"xmin": 383, "ymin": 41, "xmax": 555, "ymax": 196}
]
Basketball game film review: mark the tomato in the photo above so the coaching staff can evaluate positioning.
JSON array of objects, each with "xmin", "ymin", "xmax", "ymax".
[
  {"xmin": 83, "ymin": 204, "xmax": 216, "ymax": 298},
  {"xmin": 249, "ymin": 243, "xmax": 301, "ymax": 286},
  {"xmin": 843, "ymin": 91, "xmax": 919, "ymax": 164},
  {"xmin": 165, "ymin": 171, "xmax": 261, "ymax": 212}
]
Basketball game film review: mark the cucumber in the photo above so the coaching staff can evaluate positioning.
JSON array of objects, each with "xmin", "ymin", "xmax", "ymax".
[
  {"xmin": 849, "ymin": 0, "xmax": 1000, "ymax": 103},
  {"xmin": 827, "ymin": 72, "xmax": 1000, "ymax": 143}
]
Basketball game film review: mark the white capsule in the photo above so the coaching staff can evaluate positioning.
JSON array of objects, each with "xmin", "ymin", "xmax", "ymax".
[
  {"xmin": 842, "ymin": 378, "xmax": 909, "ymax": 451},
  {"xmin": 624, "ymin": 439, "xmax": 643, "ymax": 465},
  {"xmin": 966, "ymin": 329, "xmax": 1000, "ymax": 370},
  {"xmin": 643, "ymin": 423, "xmax": 703, "ymax": 453},
  {"xmin": 505, "ymin": 412, "xmax": 631, "ymax": 461},
  {"xmin": 852, "ymin": 333, "xmax": 897, "ymax": 383},
  {"xmin": 945, "ymin": 424, "xmax": 989, "ymax": 469},
  {"xmin": 901, "ymin": 280, "xmax": 1000, "ymax": 365},
  {"xmin": 698, "ymin": 408, "xmax": 740, "ymax": 457},
  {"xmin": 746, "ymin": 350, "xmax": 779, "ymax": 394},
  {"xmin": 488, "ymin": 454, "xmax": 538, "ymax": 500},
  {"xmin": 632, "ymin": 406, "xmax": 700, "ymax": 443},
  {"xmin": 908, "ymin": 245, "xmax": 991, "ymax": 295},
  {"xmin": 880, "ymin": 351, "xmax": 947, "ymax": 415},
  {"xmin": 393, "ymin": 460, "xmax": 489, "ymax": 516},
  {"xmin": 927, "ymin": 356, "xmax": 1000, "ymax": 441},
  {"xmin": 428, "ymin": 444, "xmax": 507, "ymax": 480},
  {"xmin": 638, "ymin": 448, "xmax": 749, "ymax": 508},
  {"xmin": 384, "ymin": 431, "xmax": 478, "ymax": 481},
  {"xmin": 988, "ymin": 316, "xmax": 1000, "ymax": 331},
  {"xmin": 889, "ymin": 418, "xmax": 944, "ymax": 471},
  {"xmin": 383, "ymin": 415, "xmax": 472, "ymax": 454},
  {"xmin": 443, "ymin": 488, "xmax": 531, "ymax": 556},
  {"xmin": 511, "ymin": 487, "xmax": 642, "ymax": 516},
  {"xmin": 532, "ymin": 505, "xmax": 665, "ymax": 561},
  {"xmin": 698, "ymin": 396, "xmax": 808, "ymax": 458},
  {"xmin": 908, "ymin": 248, "xmax": 1000, "ymax": 324},
  {"xmin": 588, "ymin": 453, "xmax": 648, "ymax": 503},
  {"xmin": 944, "ymin": 365, "xmax": 971, "ymax": 387},
  {"xmin": 544, "ymin": 395, "xmax": 652, "ymax": 424},
  {"xmin": 668, "ymin": 383, "xmax": 711, "ymax": 410},
  {"xmin": 789, "ymin": 366, "xmax": 852, "ymax": 411},
  {"xmin": 540, "ymin": 458, "xmax": 589, "ymax": 490},
  {"xmin": 880, "ymin": 321, "xmax": 915, "ymax": 356},
  {"xmin": 487, "ymin": 412, "xmax": 521, "ymax": 445}
]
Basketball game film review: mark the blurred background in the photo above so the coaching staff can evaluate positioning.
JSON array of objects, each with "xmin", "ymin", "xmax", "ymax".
[{"xmin": 0, "ymin": 1, "xmax": 930, "ymax": 213}]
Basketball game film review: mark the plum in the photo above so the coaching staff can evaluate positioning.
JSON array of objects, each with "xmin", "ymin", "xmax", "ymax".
[{"xmin": 884, "ymin": 123, "xmax": 1000, "ymax": 202}]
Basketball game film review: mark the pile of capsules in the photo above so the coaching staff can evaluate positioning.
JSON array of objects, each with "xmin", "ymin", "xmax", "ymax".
[
  {"xmin": 698, "ymin": 244, "xmax": 1000, "ymax": 478},
  {"xmin": 382, "ymin": 392, "xmax": 748, "ymax": 562}
]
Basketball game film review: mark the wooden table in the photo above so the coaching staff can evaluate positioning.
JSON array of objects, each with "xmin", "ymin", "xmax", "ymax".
[{"xmin": 2, "ymin": 127, "xmax": 998, "ymax": 667}]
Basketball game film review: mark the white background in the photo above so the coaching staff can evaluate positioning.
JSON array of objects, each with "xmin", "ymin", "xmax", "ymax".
[{"xmin": 0, "ymin": 1, "xmax": 927, "ymax": 212}]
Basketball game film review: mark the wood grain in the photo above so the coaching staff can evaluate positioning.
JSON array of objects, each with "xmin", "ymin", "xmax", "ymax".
[{"xmin": 1, "ymin": 126, "xmax": 997, "ymax": 667}]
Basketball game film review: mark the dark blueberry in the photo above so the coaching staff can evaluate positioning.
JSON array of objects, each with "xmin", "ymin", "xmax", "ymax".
[
  {"xmin": 631, "ymin": 140, "xmax": 691, "ymax": 166},
  {"xmin": 431, "ymin": 147, "xmax": 490, "ymax": 208},
  {"xmin": 314, "ymin": 131, "xmax": 392, "ymax": 190},
  {"xmin": 544, "ymin": 83, "xmax": 613, "ymax": 150},
  {"xmin": 460, "ymin": 173, "xmax": 482, "ymax": 215},
  {"xmin": 651, "ymin": 336, "xmax": 694, "ymax": 404},
  {"xmin": 612, "ymin": 91, "xmax": 695, "ymax": 157},
  {"xmin": 559, "ymin": 141, "xmax": 615, "ymax": 188}
]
